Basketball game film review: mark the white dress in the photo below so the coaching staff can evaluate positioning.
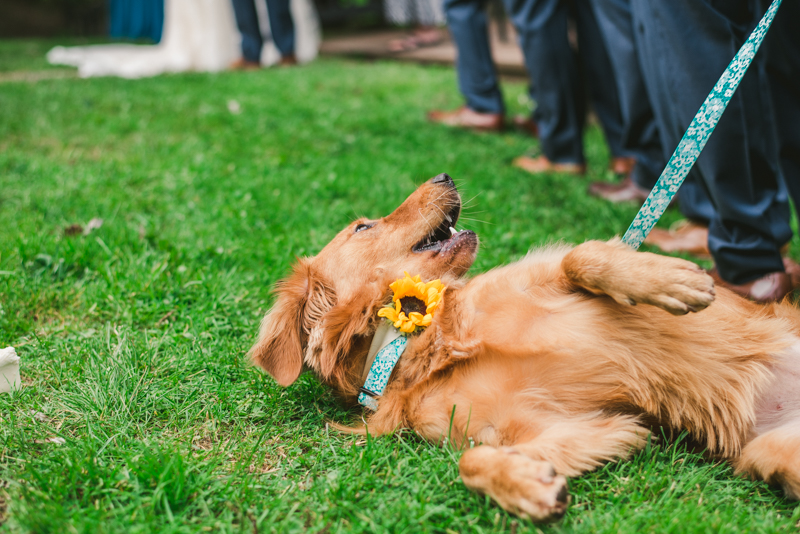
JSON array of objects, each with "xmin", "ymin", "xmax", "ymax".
[{"xmin": 47, "ymin": 0, "xmax": 320, "ymax": 78}]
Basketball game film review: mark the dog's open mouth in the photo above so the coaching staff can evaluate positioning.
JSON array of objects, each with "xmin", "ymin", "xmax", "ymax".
[{"xmin": 412, "ymin": 203, "xmax": 473, "ymax": 254}]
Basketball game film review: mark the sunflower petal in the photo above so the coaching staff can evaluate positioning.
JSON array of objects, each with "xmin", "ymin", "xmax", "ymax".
[{"xmin": 378, "ymin": 307, "xmax": 398, "ymax": 321}]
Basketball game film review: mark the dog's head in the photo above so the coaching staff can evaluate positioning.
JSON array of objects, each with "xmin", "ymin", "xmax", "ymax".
[{"xmin": 250, "ymin": 173, "xmax": 478, "ymax": 391}]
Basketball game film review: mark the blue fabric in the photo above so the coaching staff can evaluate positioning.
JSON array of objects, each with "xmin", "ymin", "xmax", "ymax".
[
  {"xmin": 109, "ymin": 0, "xmax": 164, "ymax": 43},
  {"xmin": 231, "ymin": 0, "xmax": 296, "ymax": 61},
  {"xmin": 443, "ymin": 0, "xmax": 625, "ymax": 164},
  {"xmin": 763, "ymin": 0, "xmax": 800, "ymax": 214},
  {"xmin": 572, "ymin": 0, "xmax": 626, "ymax": 160},
  {"xmin": 442, "ymin": 0, "xmax": 502, "ymax": 114},
  {"xmin": 622, "ymin": 0, "xmax": 783, "ymax": 252},
  {"xmin": 630, "ymin": 0, "xmax": 789, "ymax": 284},
  {"xmin": 589, "ymin": 0, "xmax": 662, "ymax": 189}
]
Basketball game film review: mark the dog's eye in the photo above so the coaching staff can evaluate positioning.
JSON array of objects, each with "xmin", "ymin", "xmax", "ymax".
[{"xmin": 354, "ymin": 223, "xmax": 373, "ymax": 233}]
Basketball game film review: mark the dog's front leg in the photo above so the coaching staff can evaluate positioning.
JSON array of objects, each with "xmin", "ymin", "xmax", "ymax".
[
  {"xmin": 459, "ymin": 414, "xmax": 649, "ymax": 521},
  {"xmin": 561, "ymin": 239, "xmax": 716, "ymax": 315}
]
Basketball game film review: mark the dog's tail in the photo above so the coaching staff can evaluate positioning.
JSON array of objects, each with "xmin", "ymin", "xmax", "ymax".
[{"xmin": 328, "ymin": 421, "xmax": 368, "ymax": 435}]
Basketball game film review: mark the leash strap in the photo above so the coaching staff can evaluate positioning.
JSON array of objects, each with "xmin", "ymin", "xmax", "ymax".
[
  {"xmin": 621, "ymin": 0, "xmax": 783, "ymax": 249},
  {"xmin": 358, "ymin": 334, "xmax": 408, "ymax": 411}
]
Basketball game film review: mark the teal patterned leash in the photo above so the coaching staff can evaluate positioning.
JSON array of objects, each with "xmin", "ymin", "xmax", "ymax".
[
  {"xmin": 621, "ymin": 0, "xmax": 783, "ymax": 249},
  {"xmin": 358, "ymin": 335, "xmax": 408, "ymax": 411}
]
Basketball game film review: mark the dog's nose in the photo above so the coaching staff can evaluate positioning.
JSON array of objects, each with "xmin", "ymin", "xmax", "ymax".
[{"xmin": 431, "ymin": 173, "xmax": 454, "ymax": 186}]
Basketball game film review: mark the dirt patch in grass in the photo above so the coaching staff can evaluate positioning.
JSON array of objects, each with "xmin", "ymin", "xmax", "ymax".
[{"xmin": 0, "ymin": 68, "xmax": 76, "ymax": 84}]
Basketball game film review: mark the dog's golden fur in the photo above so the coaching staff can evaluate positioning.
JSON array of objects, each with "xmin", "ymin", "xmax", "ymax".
[{"xmin": 251, "ymin": 176, "xmax": 800, "ymax": 521}]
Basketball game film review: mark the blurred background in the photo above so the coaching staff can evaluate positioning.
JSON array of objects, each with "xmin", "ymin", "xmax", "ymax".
[{"xmin": 0, "ymin": 0, "xmax": 386, "ymax": 39}]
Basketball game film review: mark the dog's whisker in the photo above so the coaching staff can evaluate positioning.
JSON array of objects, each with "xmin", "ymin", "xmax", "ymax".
[
  {"xmin": 429, "ymin": 189, "xmax": 451, "ymax": 205},
  {"xmin": 418, "ymin": 208, "xmax": 436, "ymax": 232},
  {"xmin": 428, "ymin": 202, "xmax": 453, "ymax": 223},
  {"xmin": 461, "ymin": 192, "xmax": 483, "ymax": 208},
  {"xmin": 458, "ymin": 216, "xmax": 492, "ymax": 225}
]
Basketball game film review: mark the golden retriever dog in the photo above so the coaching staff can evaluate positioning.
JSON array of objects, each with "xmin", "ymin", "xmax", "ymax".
[{"xmin": 251, "ymin": 174, "xmax": 800, "ymax": 521}]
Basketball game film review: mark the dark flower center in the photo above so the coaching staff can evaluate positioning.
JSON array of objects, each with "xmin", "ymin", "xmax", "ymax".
[{"xmin": 399, "ymin": 296, "xmax": 426, "ymax": 316}]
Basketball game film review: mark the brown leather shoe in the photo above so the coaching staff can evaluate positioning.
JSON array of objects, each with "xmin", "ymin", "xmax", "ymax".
[
  {"xmin": 588, "ymin": 176, "xmax": 650, "ymax": 204},
  {"xmin": 427, "ymin": 107, "xmax": 504, "ymax": 132},
  {"xmin": 512, "ymin": 155, "xmax": 586, "ymax": 175},
  {"xmin": 708, "ymin": 268, "xmax": 794, "ymax": 303},
  {"xmin": 609, "ymin": 156, "xmax": 636, "ymax": 175},
  {"xmin": 231, "ymin": 58, "xmax": 261, "ymax": 70},
  {"xmin": 513, "ymin": 115, "xmax": 539, "ymax": 137},
  {"xmin": 644, "ymin": 220, "xmax": 710, "ymax": 258},
  {"xmin": 278, "ymin": 54, "xmax": 298, "ymax": 67},
  {"xmin": 783, "ymin": 257, "xmax": 800, "ymax": 288}
]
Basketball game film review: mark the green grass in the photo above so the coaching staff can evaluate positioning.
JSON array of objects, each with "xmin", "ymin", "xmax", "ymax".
[{"xmin": 1, "ymin": 39, "xmax": 799, "ymax": 533}]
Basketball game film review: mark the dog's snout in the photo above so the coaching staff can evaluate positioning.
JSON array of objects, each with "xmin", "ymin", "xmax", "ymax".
[{"xmin": 431, "ymin": 173, "xmax": 454, "ymax": 187}]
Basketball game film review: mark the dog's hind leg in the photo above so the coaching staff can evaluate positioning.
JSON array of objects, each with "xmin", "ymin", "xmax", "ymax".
[
  {"xmin": 561, "ymin": 239, "xmax": 716, "ymax": 315},
  {"xmin": 737, "ymin": 339, "xmax": 800, "ymax": 499},
  {"xmin": 734, "ymin": 424, "xmax": 800, "ymax": 499},
  {"xmin": 459, "ymin": 414, "xmax": 649, "ymax": 521}
]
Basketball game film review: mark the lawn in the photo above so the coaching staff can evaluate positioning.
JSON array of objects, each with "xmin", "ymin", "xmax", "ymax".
[{"xmin": 0, "ymin": 39, "xmax": 798, "ymax": 533}]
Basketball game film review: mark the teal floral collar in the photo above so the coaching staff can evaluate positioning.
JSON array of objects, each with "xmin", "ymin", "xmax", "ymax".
[{"xmin": 358, "ymin": 323, "xmax": 408, "ymax": 411}]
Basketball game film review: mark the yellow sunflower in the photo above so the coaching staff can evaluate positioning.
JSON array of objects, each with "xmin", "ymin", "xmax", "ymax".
[{"xmin": 377, "ymin": 272, "xmax": 446, "ymax": 333}]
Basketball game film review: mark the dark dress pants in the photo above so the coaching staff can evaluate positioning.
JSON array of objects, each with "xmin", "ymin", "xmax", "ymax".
[
  {"xmin": 443, "ymin": 0, "xmax": 503, "ymax": 114},
  {"xmin": 232, "ymin": 0, "xmax": 296, "ymax": 61},
  {"xmin": 764, "ymin": 0, "xmax": 800, "ymax": 211},
  {"xmin": 630, "ymin": 0, "xmax": 790, "ymax": 284},
  {"xmin": 589, "ymin": 0, "xmax": 663, "ymax": 189},
  {"xmin": 443, "ymin": 0, "xmax": 626, "ymax": 164}
]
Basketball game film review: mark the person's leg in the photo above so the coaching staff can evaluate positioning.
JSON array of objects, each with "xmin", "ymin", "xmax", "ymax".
[
  {"xmin": 504, "ymin": 0, "xmax": 584, "ymax": 164},
  {"xmin": 442, "ymin": 0, "xmax": 504, "ymax": 114},
  {"xmin": 632, "ymin": 0, "xmax": 790, "ymax": 288},
  {"xmin": 264, "ymin": 0, "xmax": 296, "ymax": 57},
  {"xmin": 765, "ymin": 0, "xmax": 800, "ymax": 211},
  {"xmin": 573, "ymin": 0, "xmax": 626, "ymax": 161},
  {"xmin": 384, "ymin": 0, "xmax": 411, "ymax": 26},
  {"xmin": 629, "ymin": 0, "xmax": 715, "ymax": 224},
  {"xmin": 589, "ymin": 0, "xmax": 662, "ymax": 190},
  {"xmin": 231, "ymin": 0, "xmax": 263, "ymax": 62}
]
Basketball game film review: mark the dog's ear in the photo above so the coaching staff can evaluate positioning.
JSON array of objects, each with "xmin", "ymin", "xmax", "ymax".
[
  {"xmin": 250, "ymin": 260, "xmax": 334, "ymax": 386},
  {"xmin": 317, "ymin": 282, "xmax": 387, "ymax": 385}
]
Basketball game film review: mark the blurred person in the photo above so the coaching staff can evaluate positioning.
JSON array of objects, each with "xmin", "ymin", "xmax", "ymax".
[
  {"xmin": 48, "ymin": 0, "xmax": 239, "ymax": 77},
  {"xmin": 428, "ymin": 0, "xmax": 633, "ymax": 176},
  {"xmin": 585, "ymin": 0, "xmax": 664, "ymax": 202},
  {"xmin": 47, "ymin": 0, "xmax": 319, "ymax": 78},
  {"xmin": 384, "ymin": 0, "xmax": 446, "ymax": 52},
  {"xmin": 109, "ymin": 0, "xmax": 165, "ymax": 43},
  {"xmin": 231, "ymin": 0, "xmax": 317, "ymax": 68},
  {"xmin": 629, "ymin": 0, "xmax": 798, "ymax": 302}
]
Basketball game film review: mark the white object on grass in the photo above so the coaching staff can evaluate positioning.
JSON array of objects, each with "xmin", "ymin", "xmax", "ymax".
[{"xmin": 0, "ymin": 346, "xmax": 20, "ymax": 394}]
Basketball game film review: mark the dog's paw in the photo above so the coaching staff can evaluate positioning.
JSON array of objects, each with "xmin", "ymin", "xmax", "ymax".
[
  {"xmin": 607, "ymin": 254, "xmax": 715, "ymax": 315},
  {"xmin": 642, "ymin": 256, "xmax": 715, "ymax": 315},
  {"xmin": 460, "ymin": 446, "xmax": 569, "ymax": 522}
]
